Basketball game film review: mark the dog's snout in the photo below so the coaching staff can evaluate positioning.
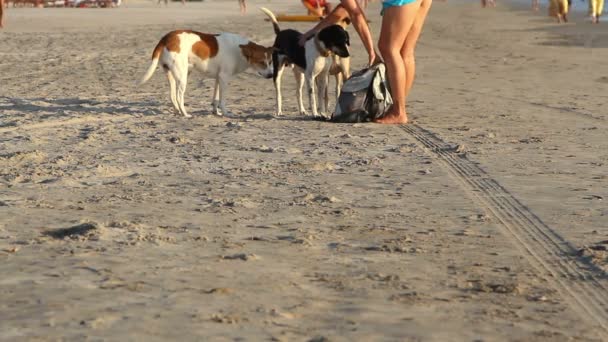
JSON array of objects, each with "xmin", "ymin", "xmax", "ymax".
[
  {"xmin": 258, "ymin": 68, "xmax": 274, "ymax": 79},
  {"xmin": 333, "ymin": 46, "xmax": 350, "ymax": 58}
]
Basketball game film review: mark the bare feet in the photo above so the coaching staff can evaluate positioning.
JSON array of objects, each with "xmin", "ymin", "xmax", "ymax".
[{"xmin": 374, "ymin": 108, "xmax": 409, "ymax": 124}]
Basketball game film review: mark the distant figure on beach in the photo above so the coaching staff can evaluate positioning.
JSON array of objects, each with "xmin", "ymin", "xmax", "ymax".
[
  {"xmin": 0, "ymin": 0, "xmax": 5, "ymax": 28},
  {"xmin": 532, "ymin": 0, "xmax": 540, "ymax": 11},
  {"xmin": 481, "ymin": 0, "xmax": 496, "ymax": 8},
  {"xmin": 299, "ymin": 0, "xmax": 432, "ymax": 124},
  {"xmin": 238, "ymin": 0, "xmax": 246, "ymax": 14},
  {"xmin": 303, "ymin": 0, "xmax": 333, "ymax": 16},
  {"xmin": 589, "ymin": 0, "xmax": 604, "ymax": 23},
  {"xmin": 549, "ymin": 0, "xmax": 569, "ymax": 22},
  {"xmin": 158, "ymin": 0, "xmax": 185, "ymax": 5}
]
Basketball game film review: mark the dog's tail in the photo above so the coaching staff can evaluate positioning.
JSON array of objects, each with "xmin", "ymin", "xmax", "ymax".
[
  {"xmin": 260, "ymin": 7, "xmax": 281, "ymax": 35},
  {"xmin": 136, "ymin": 39, "xmax": 165, "ymax": 87}
]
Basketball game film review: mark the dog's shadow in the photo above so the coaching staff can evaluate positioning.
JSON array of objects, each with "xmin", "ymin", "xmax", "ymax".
[
  {"xmin": 244, "ymin": 114, "xmax": 330, "ymax": 122},
  {"xmin": 0, "ymin": 96, "xmax": 340, "ymax": 125},
  {"xmin": 236, "ymin": 109, "xmax": 331, "ymax": 122},
  {"xmin": 0, "ymin": 96, "xmax": 164, "ymax": 123}
]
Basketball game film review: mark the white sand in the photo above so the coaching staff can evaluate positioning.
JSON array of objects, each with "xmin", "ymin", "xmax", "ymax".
[{"xmin": 1, "ymin": 0, "xmax": 607, "ymax": 340}]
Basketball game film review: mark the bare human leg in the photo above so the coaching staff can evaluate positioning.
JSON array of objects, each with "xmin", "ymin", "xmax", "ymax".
[
  {"xmin": 400, "ymin": 0, "xmax": 432, "ymax": 110},
  {"xmin": 375, "ymin": 0, "xmax": 422, "ymax": 124}
]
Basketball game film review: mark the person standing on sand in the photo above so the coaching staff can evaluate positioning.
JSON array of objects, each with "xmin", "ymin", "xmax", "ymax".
[
  {"xmin": 532, "ymin": 0, "xmax": 540, "ymax": 11},
  {"xmin": 299, "ymin": 0, "xmax": 432, "ymax": 124},
  {"xmin": 589, "ymin": 0, "xmax": 604, "ymax": 23},
  {"xmin": 239, "ymin": 0, "xmax": 246, "ymax": 14},
  {"xmin": 549, "ymin": 0, "xmax": 569, "ymax": 22},
  {"xmin": 481, "ymin": 0, "xmax": 496, "ymax": 8},
  {"xmin": 0, "ymin": 0, "xmax": 5, "ymax": 29},
  {"xmin": 158, "ymin": 0, "xmax": 185, "ymax": 6}
]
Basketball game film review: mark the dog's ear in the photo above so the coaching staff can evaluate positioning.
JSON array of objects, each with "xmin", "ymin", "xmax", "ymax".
[
  {"xmin": 264, "ymin": 46, "xmax": 277, "ymax": 56},
  {"xmin": 239, "ymin": 43, "xmax": 254, "ymax": 59}
]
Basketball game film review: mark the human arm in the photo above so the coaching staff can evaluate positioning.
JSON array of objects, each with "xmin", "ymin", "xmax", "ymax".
[
  {"xmin": 339, "ymin": 0, "xmax": 376, "ymax": 65},
  {"xmin": 299, "ymin": 4, "xmax": 350, "ymax": 43},
  {"xmin": 299, "ymin": 1, "xmax": 377, "ymax": 66}
]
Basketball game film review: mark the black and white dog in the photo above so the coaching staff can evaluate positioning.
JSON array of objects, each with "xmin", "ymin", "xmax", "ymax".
[{"xmin": 261, "ymin": 7, "xmax": 350, "ymax": 118}]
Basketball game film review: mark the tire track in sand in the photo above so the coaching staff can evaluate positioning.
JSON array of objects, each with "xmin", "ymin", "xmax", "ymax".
[{"xmin": 401, "ymin": 123, "xmax": 608, "ymax": 335}]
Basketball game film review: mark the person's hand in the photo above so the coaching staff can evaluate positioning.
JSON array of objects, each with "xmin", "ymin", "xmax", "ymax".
[{"xmin": 368, "ymin": 51, "xmax": 381, "ymax": 67}]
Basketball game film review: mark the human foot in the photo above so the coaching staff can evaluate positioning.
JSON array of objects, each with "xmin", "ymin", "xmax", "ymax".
[{"xmin": 374, "ymin": 112, "xmax": 409, "ymax": 124}]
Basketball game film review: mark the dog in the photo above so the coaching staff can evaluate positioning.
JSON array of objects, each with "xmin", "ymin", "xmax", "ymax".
[
  {"xmin": 137, "ymin": 30, "xmax": 274, "ymax": 117},
  {"xmin": 260, "ymin": 7, "xmax": 350, "ymax": 118}
]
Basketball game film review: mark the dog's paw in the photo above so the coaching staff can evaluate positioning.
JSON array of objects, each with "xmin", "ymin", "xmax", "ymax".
[{"xmin": 299, "ymin": 110, "xmax": 308, "ymax": 116}]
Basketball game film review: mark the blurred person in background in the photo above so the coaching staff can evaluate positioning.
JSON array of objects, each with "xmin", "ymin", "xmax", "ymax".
[
  {"xmin": 481, "ymin": 0, "xmax": 496, "ymax": 8},
  {"xmin": 532, "ymin": 0, "xmax": 540, "ymax": 11},
  {"xmin": 0, "ymin": 0, "xmax": 5, "ymax": 28},
  {"xmin": 303, "ymin": 0, "xmax": 333, "ymax": 16},
  {"xmin": 589, "ymin": 0, "xmax": 603, "ymax": 23},
  {"xmin": 549, "ymin": 0, "xmax": 569, "ymax": 22}
]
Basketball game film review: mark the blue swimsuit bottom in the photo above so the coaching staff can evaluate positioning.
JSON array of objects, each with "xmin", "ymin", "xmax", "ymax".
[{"xmin": 382, "ymin": 0, "xmax": 418, "ymax": 14}]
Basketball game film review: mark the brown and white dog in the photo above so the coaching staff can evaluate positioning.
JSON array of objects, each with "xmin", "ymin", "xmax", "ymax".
[{"xmin": 137, "ymin": 30, "xmax": 274, "ymax": 117}]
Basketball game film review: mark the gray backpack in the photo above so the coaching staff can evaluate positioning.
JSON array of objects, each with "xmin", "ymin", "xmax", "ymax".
[{"xmin": 331, "ymin": 63, "xmax": 393, "ymax": 123}]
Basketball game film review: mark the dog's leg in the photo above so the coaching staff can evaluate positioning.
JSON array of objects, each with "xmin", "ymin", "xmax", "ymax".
[
  {"xmin": 335, "ymin": 72, "xmax": 343, "ymax": 100},
  {"xmin": 218, "ymin": 74, "xmax": 232, "ymax": 117},
  {"xmin": 343, "ymin": 57, "xmax": 351, "ymax": 80},
  {"xmin": 274, "ymin": 63, "xmax": 286, "ymax": 116},
  {"xmin": 307, "ymin": 73, "xmax": 319, "ymax": 118},
  {"xmin": 324, "ymin": 74, "xmax": 330, "ymax": 115},
  {"xmin": 212, "ymin": 78, "xmax": 220, "ymax": 115},
  {"xmin": 166, "ymin": 71, "xmax": 180, "ymax": 114},
  {"xmin": 338, "ymin": 57, "xmax": 351, "ymax": 98},
  {"xmin": 293, "ymin": 69, "xmax": 307, "ymax": 116},
  {"xmin": 174, "ymin": 59, "xmax": 191, "ymax": 118},
  {"xmin": 317, "ymin": 73, "xmax": 329, "ymax": 117}
]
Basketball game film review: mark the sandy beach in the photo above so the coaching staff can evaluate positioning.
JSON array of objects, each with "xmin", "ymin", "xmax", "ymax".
[{"xmin": 1, "ymin": 0, "xmax": 607, "ymax": 340}]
